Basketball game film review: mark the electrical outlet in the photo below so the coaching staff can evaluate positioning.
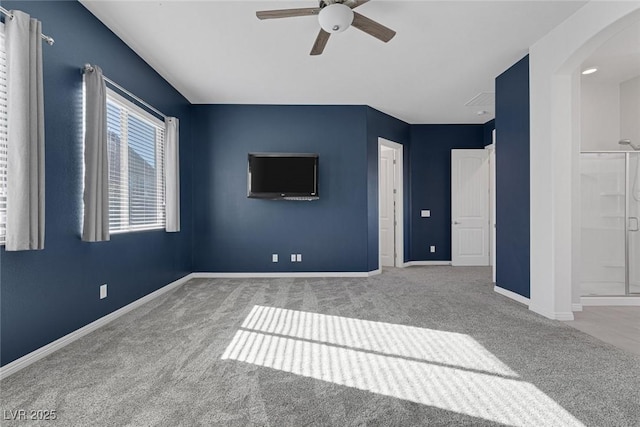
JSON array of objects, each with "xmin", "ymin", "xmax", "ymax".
[
  {"xmin": 296, "ymin": 254, "xmax": 302, "ymax": 262},
  {"xmin": 430, "ymin": 246, "xmax": 436, "ymax": 253},
  {"xmin": 272, "ymin": 254, "xmax": 278, "ymax": 263},
  {"xmin": 100, "ymin": 284, "xmax": 107, "ymax": 299},
  {"xmin": 421, "ymin": 210, "xmax": 431, "ymax": 218},
  {"xmin": 291, "ymin": 254, "xmax": 296, "ymax": 262}
]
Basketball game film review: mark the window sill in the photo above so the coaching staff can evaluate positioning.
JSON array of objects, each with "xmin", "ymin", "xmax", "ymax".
[{"xmin": 110, "ymin": 225, "xmax": 165, "ymax": 235}]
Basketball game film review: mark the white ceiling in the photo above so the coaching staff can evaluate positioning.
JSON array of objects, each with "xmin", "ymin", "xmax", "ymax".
[
  {"xmin": 581, "ymin": 18, "xmax": 640, "ymax": 85},
  {"xmin": 79, "ymin": 0, "xmax": 587, "ymax": 124}
]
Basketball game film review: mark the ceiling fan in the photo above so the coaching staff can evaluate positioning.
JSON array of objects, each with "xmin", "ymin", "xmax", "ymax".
[{"xmin": 256, "ymin": 0, "xmax": 396, "ymax": 55}]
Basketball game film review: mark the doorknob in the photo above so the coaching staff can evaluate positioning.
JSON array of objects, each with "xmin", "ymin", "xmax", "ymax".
[{"xmin": 630, "ymin": 217, "xmax": 639, "ymax": 232}]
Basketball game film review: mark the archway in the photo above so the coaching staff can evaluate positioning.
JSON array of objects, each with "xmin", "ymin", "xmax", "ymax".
[{"xmin": 529, "ymin": 4, "xmax": 640, "ymax": 319}]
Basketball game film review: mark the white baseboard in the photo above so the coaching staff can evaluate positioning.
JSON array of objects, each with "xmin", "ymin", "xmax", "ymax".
[
  {"xmin": 528, "ymin": 304, "xmax": 554, "ymax": 319},
  {"xmin": 528, "ymin": 303, "xmax": 575, "ymax": 321},
  {"xmin": 492, "ymin": 286, "xmax": 577, "ymax": 321},
  {"xmin": 0, "ymin": 273, "xmax": 194, "ymax": 381},
  {"xmin": 403, "ymin": 261, "xmax": 452, "ymax": 267},
  {"xmin": 581, "ymin": 297, "xmax": 640, "ymax": 306},
  {"xmin": 553, "ymin": 312, "xmax": 576, "ymax": 321},
  {"xmin": 191, "ymin": 270, "xmax": 381, "ymax": 279},
  {"xmin": 494, "ymin": 285, "xmax": 530, "ymax": 306}
]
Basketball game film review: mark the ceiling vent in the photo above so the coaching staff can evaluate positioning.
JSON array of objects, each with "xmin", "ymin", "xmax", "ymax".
[{"xmin": 465, "ymin": 92, "xmax": 495, "ymax": 107}]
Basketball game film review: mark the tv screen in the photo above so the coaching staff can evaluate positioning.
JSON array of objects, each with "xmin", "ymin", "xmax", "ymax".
[{"xmin": 248, "ymin": 153, "xmax": 319, "ymax": 200}]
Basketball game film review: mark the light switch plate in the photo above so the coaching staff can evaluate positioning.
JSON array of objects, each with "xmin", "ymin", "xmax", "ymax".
[
  {"xmin": 291, "ymin": 254, "xmax": 296, "ymax": 262},
  {"xmin": 100, "ymin": 284, "xmax": 107, "ymax": 299},
  {"xmin": 296, "ymin": 254, "xmax": 302, "ymax": 262},
  {"xmin": 430, "ymin": 246, "xmax": 436, "ymax": 253}
]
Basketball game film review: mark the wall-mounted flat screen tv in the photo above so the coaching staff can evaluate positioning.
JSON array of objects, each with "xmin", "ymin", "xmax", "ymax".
[{"xmin": 248, "ymin": 153, "xmax": 319, "ymax": 200}]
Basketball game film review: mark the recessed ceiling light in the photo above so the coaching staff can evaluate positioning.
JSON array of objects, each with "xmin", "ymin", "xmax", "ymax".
[{"xmin": 582, "ymin": 67, "xmax": 598, "ymax": 75}]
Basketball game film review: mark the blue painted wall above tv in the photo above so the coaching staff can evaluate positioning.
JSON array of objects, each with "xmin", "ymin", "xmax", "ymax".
[{"xmin": 191, "ymin": 104, "xmax": 371, "ymax": 273}]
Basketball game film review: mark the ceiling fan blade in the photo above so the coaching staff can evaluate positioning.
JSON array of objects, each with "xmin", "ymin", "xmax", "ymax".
[
  {"xmin": 348, "ymin": 0, "xmax": 370, "ymax": 9},
  {"xmin": 256, "ymin": 8, "xmax": 320, "ymax": 20},
  {"xmin": 351, "ymin": 12, "xmax": 396, "ymax": 43},
  {"xmin": 310, "ymin": 29, "xmax": 331, "ymax": 56}
]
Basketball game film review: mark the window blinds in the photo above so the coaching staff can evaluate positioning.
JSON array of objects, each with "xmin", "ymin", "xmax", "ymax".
[{"xmin": 106, "ymin": 89, "xmax": 165, "ymax": 233}]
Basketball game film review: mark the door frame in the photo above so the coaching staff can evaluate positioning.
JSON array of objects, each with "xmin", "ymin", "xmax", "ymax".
[
  {"xmin": 486, "ymin": 139, "xmax": 497, "ymax": 282},
  {"xmin": 378, "ymin": 138, "xmax": 404, "ymax": 268}
]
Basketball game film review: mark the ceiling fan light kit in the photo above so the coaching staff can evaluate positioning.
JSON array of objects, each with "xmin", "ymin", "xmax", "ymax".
[
  {"xmin": 256, "ymin": 0, "xmax": 396, "ymax": 56},
  {"xmin": 318, "ymin": 3, "xmax": 354, "ymax": 33}
]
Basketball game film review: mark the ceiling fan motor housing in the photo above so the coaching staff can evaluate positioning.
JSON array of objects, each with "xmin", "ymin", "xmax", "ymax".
[{"xmin": 318, "ymin": 3, "xmax": 354, "ymax": 33}]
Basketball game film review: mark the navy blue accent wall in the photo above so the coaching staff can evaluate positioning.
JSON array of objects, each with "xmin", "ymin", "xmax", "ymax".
[
  {"xmin": 1, "ymin": 1, "xmax": 192, "ymax": 366},
  {"xmin": 409, "ymin": 125, "xmax": 486, "ymax": 261},
  {"xmin": 495, "ymin": 55, "xmax": 530, "ymax": 298},
  {"xmin": 365, "ymin": 107, "xmax": 410, "ymax": 270},
  {"xmin": 483, "ymin": 119, "xmax": 495, "ymax": 146},
  {"xmin": 191, "ymin": 105, "xmax": 372, "ymax": 273}
]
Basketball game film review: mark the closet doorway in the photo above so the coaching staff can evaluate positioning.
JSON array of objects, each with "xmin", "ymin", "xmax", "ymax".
[{"xmin": 378, "ymin": 138, "xmax": 404, "ymax": 268}]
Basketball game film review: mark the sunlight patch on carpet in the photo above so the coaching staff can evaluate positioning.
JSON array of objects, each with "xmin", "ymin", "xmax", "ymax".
[{"xmin": 222, "ymin": 305, "xmax": 583, "ymax": 427}]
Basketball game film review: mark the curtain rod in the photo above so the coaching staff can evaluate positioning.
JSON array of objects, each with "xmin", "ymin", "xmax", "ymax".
[
  {"xmin": 0, "ymin": 7, "xmax": 55, "ymax": 45},
  {"xmin": 82, "ymin": 64, "xmax": 167, "ymax": 119}
]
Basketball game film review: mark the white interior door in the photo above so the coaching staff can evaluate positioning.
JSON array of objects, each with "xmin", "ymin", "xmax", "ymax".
[
  {"xmin": 380, "ymin": 146, "xmax": 395, "ymax": 267},
  {"xmin": 452, "ymin": 149, "xmax": 490, "ymax": 266}
]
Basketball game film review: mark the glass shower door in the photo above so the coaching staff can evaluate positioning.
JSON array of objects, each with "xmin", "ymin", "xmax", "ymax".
[
  {"xmin": 580, "ymin": 153, "xmax": 627, "ymax": 296},
  {"xmin": 628, "ymin": 153, "xmax": 640, "ymax": 294}
]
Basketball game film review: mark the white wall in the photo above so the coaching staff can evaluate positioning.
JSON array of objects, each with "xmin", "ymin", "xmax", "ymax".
[
  {"xmin": 529, "ymin": 2, "xmax": 640, "ymax": 320},
  {"xmin": 581, "ymin": 81, "xmax": 620, "ymax": 151},
  {"xmin": 620, "ymin": 75, "xmax": 640, "ymax": 146},
  {"xmin": 580, "ymin": 74, "xmax": 640, "ymax": 152}
]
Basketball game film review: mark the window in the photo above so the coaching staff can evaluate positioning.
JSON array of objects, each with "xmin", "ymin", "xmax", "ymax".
[
  {"xmin": 0, "ymin": 23, "xmax": 7, "ymax": 244},
  {"xmin": 106, "ymin": 88, "xmax": 165, "ymax": 233}
]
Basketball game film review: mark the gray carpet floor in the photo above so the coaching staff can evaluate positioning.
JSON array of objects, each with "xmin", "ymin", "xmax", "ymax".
[{"xmin": 1, "ymin": 266, "xmax": 639, "ymax": 426}]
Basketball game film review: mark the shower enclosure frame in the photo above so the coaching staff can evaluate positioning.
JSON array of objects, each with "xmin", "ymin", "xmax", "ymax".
[{"xmin": 580, "ymin": 150, "xmax": 639, "ymax": 297}]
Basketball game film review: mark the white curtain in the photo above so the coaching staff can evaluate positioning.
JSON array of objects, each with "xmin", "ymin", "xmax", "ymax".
[
  {"xmin": 5, "ymin": 10, "xmax": 45, "ymax": 251},
  {"xmin": 165, "ymin": 117, "xmax": 180, "ymax": 232},
  {"xmin": 82, "ymin": 65, "xmax": 109, "ymax": 242}
]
